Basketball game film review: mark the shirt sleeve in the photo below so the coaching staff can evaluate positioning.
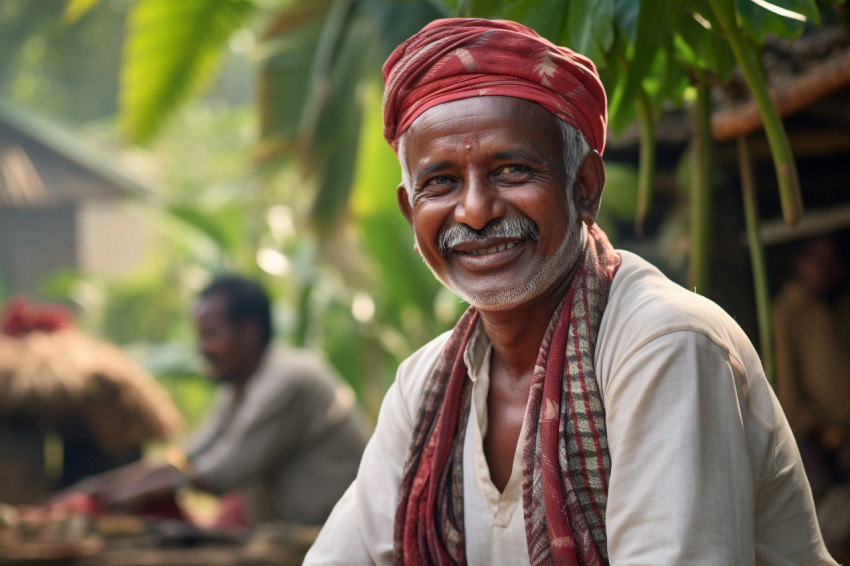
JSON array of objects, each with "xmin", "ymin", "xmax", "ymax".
[
  {"xmin": 304, "ymin": 380, "xmax": 415, "ymax": 565},
  {"xmin": 304, "ymin": 333, "xmax": 448, "ymax": 565},
  {"xmin": 603, "ymin": 330, "xmax": 761, "ymax": 565}
]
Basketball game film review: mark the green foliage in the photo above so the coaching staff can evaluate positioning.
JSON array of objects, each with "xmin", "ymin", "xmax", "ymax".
[
  {"xmin": 257, "ymin": 0, "xmax": 444, "ymax": 232},
  {"xmin": 11, "ymin": 0, "xmax": 831, "ymax": 414},
  {"xmin": 120, "ymin": 0, "xmax": 254, "ymax": 143},
  {"xmin": 0, "ymin": 0, "xmax": 126, "ymax": 121},
  {"xmin": 62, "ymin": 0, "xmax": 100, "ymax": 24}
]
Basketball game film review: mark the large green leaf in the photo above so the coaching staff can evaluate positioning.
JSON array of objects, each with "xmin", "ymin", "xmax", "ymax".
[
  {"xmin": 505, "ymin": 0, "xmax": 568, "ymax": 44},
  {"xmin": 364, "ymin": 0, "xmax": 445, "ymax": 60},
  {"xmin": 259, "ymin": 0, "xmax": 439, "ymax": 232},
  {"xmin": 738, "ymin": 0, "xmax": 813, "ymax": 42},
  {"xmin": 256, "ymin": 0, "xmax": 332, "ymax": 149},
  {"xmin": 613, "ymin": 0, "xmax": 639, "ymax": 42},
  {"xmin": 562, "ymin": 0, "xmax": 614, "ymax": 65},
  {"xmin": 167, "ymin": 202, "xmax": 244, "ymax": 256},
  {"xmin": 672, "ymin": 10, "xmax": 736, "ymax": 82},
  {"xmin": 120, "ymin": 0, "xmax": 254, "ymax": 143},
  {"xmin": 62, "ymin": 0, "xmax": 100, "ymax": 23},
  {"xmin": 608, "ymin": 0, "xmax": 681, "ymax": 133},
  {"xmin": 305, "ymin": 5, "xmax": 374, "ymax": 231},
  {"xmin": 351, "ymin": 84, "xmax": 440, "ymax": 314}
]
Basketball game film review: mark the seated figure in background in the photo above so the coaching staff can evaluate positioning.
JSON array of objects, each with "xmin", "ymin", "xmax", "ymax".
[
  {"xmin": 773, "ymin": 236, "xmax": 850, "ymax": 559},
  {"xmin": 60, "ymin": 275, "xmax": 368, "ymax": 529},
  {"xmin": 773, "ymin": 236, "xmax": 850, "ymax": 498}
]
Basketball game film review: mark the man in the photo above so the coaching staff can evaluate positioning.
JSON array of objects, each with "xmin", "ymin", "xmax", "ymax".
[
  {"xmin": 773, "ymin": 237, "xmax": 850, "ymax": 499},
  {"xmin": 61, "ymin": 276, "xmax": 367, "ymax": 527},
  {"xmin": 305, "ymin": 18, "xmax": 834, "ymax": 565}
]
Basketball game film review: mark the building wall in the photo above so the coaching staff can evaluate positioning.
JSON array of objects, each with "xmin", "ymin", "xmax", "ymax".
[
  {"xmin": 0, "ymin": 206, "xmax": 76, "ymax": 297},
  {"xmin": 77, "ymin": 200, "xmax": 153, "ymax": 277}
]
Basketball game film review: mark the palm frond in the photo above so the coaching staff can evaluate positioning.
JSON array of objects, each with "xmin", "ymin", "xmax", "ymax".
[{"xmin": 120, "ymin": 0, "xmax": 255, "ymax": 143}]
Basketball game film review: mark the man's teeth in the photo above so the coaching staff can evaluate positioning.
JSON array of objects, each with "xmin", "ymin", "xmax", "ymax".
[{"xmin": 466, "ymin": 241, "xmax": 517, "ymax": 256}]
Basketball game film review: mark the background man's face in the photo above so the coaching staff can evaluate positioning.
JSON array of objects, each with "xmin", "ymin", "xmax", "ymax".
[
  {"xmin": 193, "ymin": 292, "xmax": 256, "ymax": 383},
  {"xmin": 398, "ymin": 96, "xmax": 584, "ymax": 312}
]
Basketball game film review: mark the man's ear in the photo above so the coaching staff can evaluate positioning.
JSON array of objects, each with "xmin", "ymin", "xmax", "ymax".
[
  {"xmin": 397, "ymin": 184, "xmax": 421, "ymax": 255},
  {"xmin": 574, "ymin": 150, "xmax": 605, "ymax": 227},
  {"xmin": 239, "ymin": 317, "xmax": 263, "ymax": 351},
  {"xmin": 397, "ymin": 183, "xmax": 413, "ymax": 228}
]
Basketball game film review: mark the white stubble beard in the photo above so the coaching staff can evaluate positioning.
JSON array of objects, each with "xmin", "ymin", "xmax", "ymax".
[{"xmin": 416, "ymin": 196, "xmax": 588, "ymax": 312}]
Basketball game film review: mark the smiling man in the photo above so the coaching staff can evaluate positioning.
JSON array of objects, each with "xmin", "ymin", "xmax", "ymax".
[{"xmin": 305, "ymin": 18, "xmax": 834, "ymax": 565}]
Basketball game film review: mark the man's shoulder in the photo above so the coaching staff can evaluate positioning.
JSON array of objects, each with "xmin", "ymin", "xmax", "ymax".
[
  {"xmin": 602, "ymin": 251, "xmax": 753, "ymax": 360},
  {"xmin": 392, "ymin": 330, "xmax": 454, "ymax": 413},
  {"xmin": 253, "ymin": 344, "xmax": 341, "ymax": 392}
]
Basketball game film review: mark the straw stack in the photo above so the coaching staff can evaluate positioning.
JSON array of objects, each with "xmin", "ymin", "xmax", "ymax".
[{"xmin": 0, "ymin": 330, "xmax": 181, "ymax": 453}]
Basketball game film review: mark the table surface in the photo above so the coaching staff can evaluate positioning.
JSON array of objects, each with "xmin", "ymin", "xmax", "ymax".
[{"xmin": 79, "ymin": 545, "xmax": 307, "ymax": 566}]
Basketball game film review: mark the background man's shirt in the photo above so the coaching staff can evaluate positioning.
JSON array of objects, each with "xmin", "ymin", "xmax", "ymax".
[{"xmin": 184, "ymin": 345, "xmax": 367, "ymax": 525}]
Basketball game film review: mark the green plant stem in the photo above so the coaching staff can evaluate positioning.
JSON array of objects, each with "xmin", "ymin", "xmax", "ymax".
[
  {"xmin": 634, "ymin": 87, "xmax": 655, "ymax": 236},
  {"xmin": 689, "ymin": 74, "xmax": 713, "ymax": 294},
  {"xmin": 706, "ymin": 0, "xmax": 803, "ymax": 226},
  {"xmin": 738, "ymin": 135, "xmax": 775, "ymax": 385},
  {"xmin": 294, "ymin": 282, "xmax": 314, "ymax": 348}
]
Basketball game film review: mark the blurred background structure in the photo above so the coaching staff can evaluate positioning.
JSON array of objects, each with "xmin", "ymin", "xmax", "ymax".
[{"xmin": 1, "ymin": 0, "xmax": 849, "ymax": 539}]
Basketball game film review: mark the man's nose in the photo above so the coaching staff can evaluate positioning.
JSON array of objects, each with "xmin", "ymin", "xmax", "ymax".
[{"xmin": 455, "ymin": 175, "xmax": 505, "ymax": 230}]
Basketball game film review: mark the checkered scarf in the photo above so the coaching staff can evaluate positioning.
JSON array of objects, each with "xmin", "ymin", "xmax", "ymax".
[{"xmin": 394, "ymin": 225, "xmax": 619, "ymax": 566}]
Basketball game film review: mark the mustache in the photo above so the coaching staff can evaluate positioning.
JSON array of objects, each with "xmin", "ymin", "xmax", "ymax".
[{"xmin": 437, "ymin": 217, "xmax": 539, "ymax": 256}]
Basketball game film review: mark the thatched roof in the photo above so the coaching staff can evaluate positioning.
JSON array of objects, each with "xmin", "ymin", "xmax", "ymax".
[
  {"xmin": 609, "ymin": 25, "xmax": 850, "ymax": 148},
  {"xmin": 712, "ymin": 26, "xmax": 850, "ymax": 141},
  {"xmin": 0, "ymin": 329, "xmax": 181, "ymax": 453}
]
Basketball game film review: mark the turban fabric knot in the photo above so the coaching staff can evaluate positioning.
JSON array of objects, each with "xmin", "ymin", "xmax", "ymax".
[{"xmin": 382, "ymin": 18, "xmax": 608, "ymax": 154}]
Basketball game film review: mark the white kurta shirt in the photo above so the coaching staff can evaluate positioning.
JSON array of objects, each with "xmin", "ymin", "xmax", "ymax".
[{"xmin": 305, "ymin": 251, "xmax": 835, "ymax": 565}]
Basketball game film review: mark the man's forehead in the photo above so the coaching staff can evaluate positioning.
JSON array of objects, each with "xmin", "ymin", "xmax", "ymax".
[
  {"xmin": 194, "ymin": 292, "xmax": 228, "ymax": 318},
  {"xmin": 404, "ymin": 96, "xmax": 559, "ymax": 161},
  {"xmin": 411, "ymin": 96, "xmax": 552, "ymax": 128}
]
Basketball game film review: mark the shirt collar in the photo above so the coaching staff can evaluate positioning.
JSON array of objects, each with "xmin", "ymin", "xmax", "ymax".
[{"xmin": 463, "ymin": 317, "xmax": 492, "ymax": 384}]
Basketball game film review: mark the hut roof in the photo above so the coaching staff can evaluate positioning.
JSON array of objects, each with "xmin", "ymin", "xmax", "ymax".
[
  {"xmin": 0, "ymin": 99, "xmax": 161, "ymax": 210},
  {"xmin": 609, "ymin": 25, "xmax": 850, "ymax": 147}
]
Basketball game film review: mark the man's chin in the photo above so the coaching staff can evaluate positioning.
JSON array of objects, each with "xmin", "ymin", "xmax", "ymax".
[{"xmin": 449, "ymin": 282, "xmax": 547, "ymax": 312}]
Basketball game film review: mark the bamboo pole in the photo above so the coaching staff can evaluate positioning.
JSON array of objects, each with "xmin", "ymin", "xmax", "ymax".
[
  {"xmin": 707, "ymin": 0, "xmax": 804, "ymax": 227},
  {"xmin": 689, "ymin": 76, "xmax": 713, "ymax": 295},
  {"xmin": 634, "ymin": 88, "xmax": 656, "ymax": 236},
  {"xmin": 737, "ymin": 135, "xmax": 776, "ymax": 385}
]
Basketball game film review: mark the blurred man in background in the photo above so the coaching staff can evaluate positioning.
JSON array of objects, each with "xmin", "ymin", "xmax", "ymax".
[
  {"xmin": 773, "ymin": 236, "xmax": 850, "ymax": 498},
  {"xmin": 773, "ymin": 236, "xmax": 850, "ymax": 559},
  {"xmin": 59, "ymin": 275, "xmax": 367, "ymax": 529}
]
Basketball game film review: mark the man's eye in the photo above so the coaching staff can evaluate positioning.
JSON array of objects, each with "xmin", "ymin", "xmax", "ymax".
[
  {"xmin": 426, "ymin": 175, "xmax": 453, "ymax": 186},
  {"xmin": 496, "ymin": 164, "xmax": 531, "ymax": 176}
]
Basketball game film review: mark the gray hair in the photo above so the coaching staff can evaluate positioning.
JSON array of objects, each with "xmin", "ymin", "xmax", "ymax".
[{"xmin": 398, "ymin": 117, "xmax": 591, "ymax": 204}]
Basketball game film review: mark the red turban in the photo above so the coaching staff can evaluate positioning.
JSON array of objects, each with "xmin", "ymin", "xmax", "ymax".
[{"xmin": 382, "ymin": 18, "xmax": 607, "ymax": 154}]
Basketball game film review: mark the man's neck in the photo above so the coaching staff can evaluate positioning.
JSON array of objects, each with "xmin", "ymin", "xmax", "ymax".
[{"xmin": 479, "ymin": 261, "xmax": 579, "ymax": 382}]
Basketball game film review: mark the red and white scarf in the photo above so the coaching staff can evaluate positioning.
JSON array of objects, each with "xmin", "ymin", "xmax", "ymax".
[{"xmin": 394, "ymin": 225, "xmax": 620, "ymax": 566}]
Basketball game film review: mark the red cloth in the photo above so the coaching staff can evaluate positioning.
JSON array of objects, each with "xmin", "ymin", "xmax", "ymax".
[
  {"xmin": 382, "ymin": 18, "xmax": 607, "ymax": 154},
  {"xmin": 1, "ymin": 296, "xmax": 71, "ymax": 336}
]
